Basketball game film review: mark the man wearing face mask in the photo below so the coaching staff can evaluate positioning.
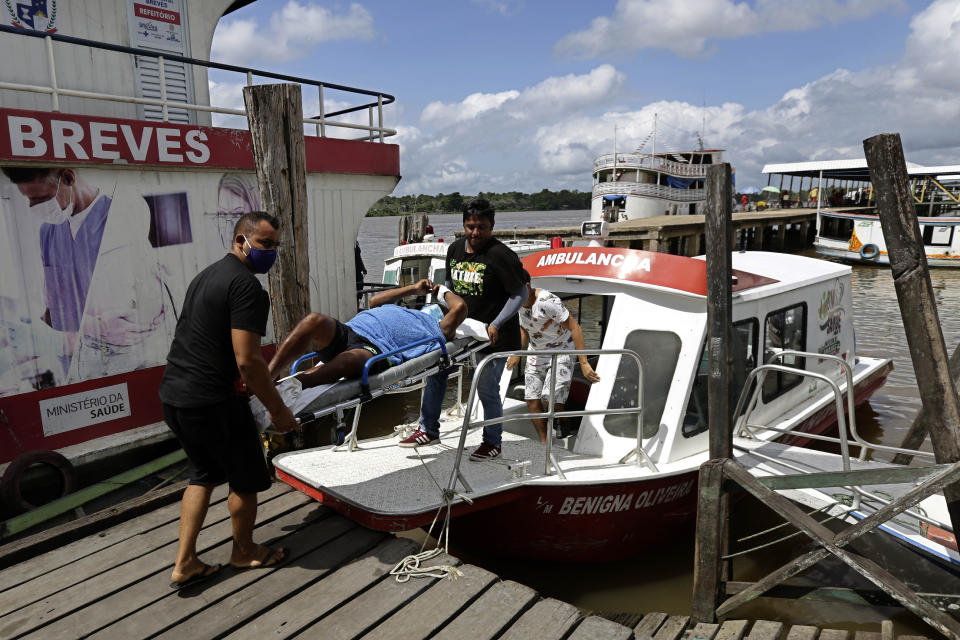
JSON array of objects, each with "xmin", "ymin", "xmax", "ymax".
[
  {"xmin": 159, "ymin": 211, "xmax": 298, "ymax": 589},
  {"xmin": 2, "ymin": 167, "xmax": 109, "ymax": 333}
]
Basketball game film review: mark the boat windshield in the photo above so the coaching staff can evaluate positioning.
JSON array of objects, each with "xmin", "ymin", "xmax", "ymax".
[
  {"xmin": 603, "ymin": 329, "xmax": 681, "ymax": 439},
  {"xmin": 396, "ymin": 257, "xmax": 432, "ymax": 287}
]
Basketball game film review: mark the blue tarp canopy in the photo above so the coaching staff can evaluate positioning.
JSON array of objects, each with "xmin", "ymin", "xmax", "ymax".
[{"xmin": 666, "ymin": 176, "xmax": 705, "ymax": 189}]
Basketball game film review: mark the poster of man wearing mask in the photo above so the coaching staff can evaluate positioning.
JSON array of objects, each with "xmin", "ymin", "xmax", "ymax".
[{"xmin": 0, "ymin": 166, "xmax": 173, "ymax": 396}]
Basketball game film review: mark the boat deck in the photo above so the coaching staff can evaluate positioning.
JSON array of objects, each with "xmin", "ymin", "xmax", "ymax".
[
  {"xmin": 0, "ymin": 480, "xmax": 931, "ymax": 640},
  {"xmin": 275, "ymin": 416, "xmax": 665, "ymax": 518}
]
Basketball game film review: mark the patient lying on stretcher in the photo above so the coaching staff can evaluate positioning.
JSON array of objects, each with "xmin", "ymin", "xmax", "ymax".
[{"xmin": 267, "ymin": 279, "xmax": 468, "ymax": 389}]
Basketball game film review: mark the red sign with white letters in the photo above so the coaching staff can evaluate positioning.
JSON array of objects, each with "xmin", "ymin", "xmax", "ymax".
[
  {"xmin": 523, "ymin": 248, "xmax": 776, "ymax": 295},
  {"xmin": 0, "ymin": 108, "xmax": 399, "ymax": 175}
]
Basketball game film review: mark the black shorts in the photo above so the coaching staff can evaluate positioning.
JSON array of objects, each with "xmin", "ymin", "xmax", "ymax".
[
  {"xmin": 162, "ymin": 397, "xmax": 272, "ymax": 494},
  {"xmin": 315, "ymin": 319, "xmax": 389, "ymax": 375}
]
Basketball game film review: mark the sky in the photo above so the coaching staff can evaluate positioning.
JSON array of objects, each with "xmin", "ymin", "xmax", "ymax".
[{"xmin": 207, "ymin": 0, "xmax": 960, "ymax": 196}]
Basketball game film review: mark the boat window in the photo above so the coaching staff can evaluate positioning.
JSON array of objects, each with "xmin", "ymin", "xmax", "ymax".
[
  {"xmin": 397, "ymin": 258, "xmax": 432, "ymax": 287},
  {"xmin": 383, "ymin": 269, "xmax": 398, "ymax": 285},
  {"xmin": 603, "ymin": 330, "xmax": 681, "ymax": 439},
  {"xmin": 682, "ymin": 319, "xmax": 759, "ymax": 438},
  {"xmin": 818, "ymin": 216, "xmax": 854, "ymax": 241},
  {"xmin": 922, "ymin": 225, "xmax": 954, "ymax": 247},
  {"xmin": 762, "ymin": 303, "xmax": 807, "ymax": 403}
]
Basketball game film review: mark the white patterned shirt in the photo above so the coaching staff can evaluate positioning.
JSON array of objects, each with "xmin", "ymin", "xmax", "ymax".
[{"xmin": 519, "ymin": 289, "xmax": 572, "ymax": 351}]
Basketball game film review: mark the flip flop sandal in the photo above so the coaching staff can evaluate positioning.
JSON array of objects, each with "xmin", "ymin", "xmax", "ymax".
[
  {"xmin": 231, "ymin": 546, "xmax": 287, "ymax": 570},
  {"xmin": 169, "ymin": 563, "xmax": 222, "ymax": 591}
]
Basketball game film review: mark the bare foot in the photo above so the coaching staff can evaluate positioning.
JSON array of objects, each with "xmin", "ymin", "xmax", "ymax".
[{"xmin": 230, "ymin": 544, "xmax": 286, "ymax": 569}]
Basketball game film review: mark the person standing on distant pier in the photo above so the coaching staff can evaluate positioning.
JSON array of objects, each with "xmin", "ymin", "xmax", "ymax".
[
  {"xmin": 399, "ymin": 197, "xmax": 526, "ymax": 460},
  {"xmin": 159, "ymin": 211, "xmax": 298, "ymax": 590}
]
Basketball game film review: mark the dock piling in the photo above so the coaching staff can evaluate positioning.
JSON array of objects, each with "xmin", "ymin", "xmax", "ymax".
[
  {"xmin": 243, "ymin": 83, "xmax": 312, "ymax": 338},
  {"xmin": 691, "ymin": 163, "xmax": 735, "ymax": 623},
  {"xmin": 862, "ymin": 132, "xmax": 960, "ymax": 537}
]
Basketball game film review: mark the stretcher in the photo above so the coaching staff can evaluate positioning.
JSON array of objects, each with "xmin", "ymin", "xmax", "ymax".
[{"xmin": 250, "ymin": 320, "xmax": 490, "ymax": 448}]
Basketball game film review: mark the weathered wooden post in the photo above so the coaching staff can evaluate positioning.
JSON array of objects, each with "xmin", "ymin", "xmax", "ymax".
[
  {"xmin": 863, "ymin": 133, "xmax": 960, "ymax": 536},
  {"xmin": 398, "ymin": 212, "xmax": 429, "ymax": 245},
  {"xmin": 691, "ymin": 163, "xmax": 734, "ymax": 622},
  {"xmin": 893, "ymin": 344, "xmax": 960, "ymax": 465},
  {"xmin": 242, "ymin": 83, "xmax": 311, "ymax": 340}
]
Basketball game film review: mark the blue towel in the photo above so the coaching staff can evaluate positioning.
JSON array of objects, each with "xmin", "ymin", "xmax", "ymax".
[{"xmin": 346, "ymin": 305, "xmax": 444, "ymax": 365}]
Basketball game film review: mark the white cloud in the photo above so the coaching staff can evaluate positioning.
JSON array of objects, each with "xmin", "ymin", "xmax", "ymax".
[
  {"xmin": 421, "ymin": 65, "xmax": 626, "ymax": 129},
  {"xmin": 422, "ymin": 91, "xmax": 521, "ymax": 128},
  {"xmin": 472, "ymin": 0, "xmax": 524, "ymax": 16},
  {"xmin": 554, "ymin": 0, "xmax": 904, "ymax": 58},
  {"xmin": 212, "ymin": 1, "xmax": 375, "ymax": 64}
]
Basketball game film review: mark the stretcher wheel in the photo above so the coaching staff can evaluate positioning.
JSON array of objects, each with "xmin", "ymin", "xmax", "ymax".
[{"xmin": 1, "ymin": 449, "xmax": 76, "ymax": 514}]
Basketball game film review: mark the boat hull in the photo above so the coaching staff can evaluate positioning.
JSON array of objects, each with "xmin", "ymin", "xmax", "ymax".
[{"xmin": 277, "ymin": 360, "xmax": 892, "ymax": 562}]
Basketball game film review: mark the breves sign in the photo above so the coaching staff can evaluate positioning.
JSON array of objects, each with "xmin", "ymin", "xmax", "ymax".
[
  {"xmin": 0, "ymin": 108, "xmax": 400, "ymax": 175},
  {"xmin": 523, "ymin": 247, "xmax": 709, "ymax": 296}
]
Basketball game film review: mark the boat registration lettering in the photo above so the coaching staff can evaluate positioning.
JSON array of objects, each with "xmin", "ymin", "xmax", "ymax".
[
  {"xmin": 38, "ymin": 383, "xmax": 132, "ymax": 436},
  {"xmin": 554, "ymin": 479, "xmax": 695, "ymax": 516},
  {"xmin": 535, "ymin": 251, "xmax": 651, "ymax": 272}
]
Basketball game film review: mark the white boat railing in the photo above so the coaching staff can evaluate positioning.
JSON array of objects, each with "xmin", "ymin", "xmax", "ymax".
[
  {"xmin": 444, "ymin": 348, "xmax": 653, "ymax": 495},
  {"xmin": 734, "ymin": 350, "xmax": 944, "ymax": 531},
  {"xmin": 0, "ymin": 24, "xmax": 396, "ymax": 141},
  {"xmin": 594, "ymin": 153, "xmax": 709, "ymax": 177},
  {"xmin": 593, "ymin": 181, "xmax": 705, "ymax": 202}
]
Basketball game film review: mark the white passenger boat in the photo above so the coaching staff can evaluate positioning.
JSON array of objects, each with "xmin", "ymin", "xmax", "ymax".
[
  {"xmin": 275, "ymin": 244, "xmax": 900, "ymax": 562},
  {"xmin": 591, "ymin": 147, "xmax": 728, "ymax": 222},
  {"xmin": 381, "ymin": 238, "xmax": 551, "ymax": 287},
  {"xmin": 0, "ymin": 4, "xmax": 398, "ymax": 500},
  {"xmin": 816, "ymin": 207, "xmax": 960, "ymax": 267}
]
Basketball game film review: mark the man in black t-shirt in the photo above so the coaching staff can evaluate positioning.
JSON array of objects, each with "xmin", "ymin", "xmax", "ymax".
[
  {"xmin": 398, "ymin": 198, "xmax": 525, "ymax": 460},
  {"xmin": 159, "ymin": 211, "xmax": 297, "ymax": 590}
]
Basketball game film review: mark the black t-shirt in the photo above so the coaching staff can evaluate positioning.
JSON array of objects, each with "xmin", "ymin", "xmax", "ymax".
[
  {"xmin": 446, "ymin": 237, "xmax": 525, "ymax": 354},
  {"xmin": 159, "ymin": 254, "xmax": 270, "ymax": 408}
]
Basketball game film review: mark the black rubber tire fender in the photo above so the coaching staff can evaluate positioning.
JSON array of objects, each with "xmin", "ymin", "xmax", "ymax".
[
  {"xmin": 0, "ymin": 449, "xmax": 76, "ymax": 513},
  {"xmin": 859, "ymin": 243, "xmax": 880, "ymax": 260}
]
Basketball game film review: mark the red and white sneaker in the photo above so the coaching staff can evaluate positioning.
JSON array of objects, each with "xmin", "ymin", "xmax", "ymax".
[
  {"xmin": 398, "ymin": 428, "xmax": 440, "ymax": 448},
  {"xmin": 469, "ymin": 443, "xmax": 502, "ymax": 461}
]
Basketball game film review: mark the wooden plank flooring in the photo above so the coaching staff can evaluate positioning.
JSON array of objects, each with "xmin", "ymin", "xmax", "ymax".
[{"xmin": 0, "ymin": 482, "xmax": 934, "ymax": 640}]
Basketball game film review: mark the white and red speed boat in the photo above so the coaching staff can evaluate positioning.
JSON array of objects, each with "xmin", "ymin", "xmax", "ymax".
[{"xmin": 274, "ymin": 244, "xmax": 895, "ymax": 561}]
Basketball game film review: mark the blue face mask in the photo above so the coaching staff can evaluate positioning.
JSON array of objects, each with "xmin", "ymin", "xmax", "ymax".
[{"xmin": 241, "ymin": 235, "xmax": 278, "ymax": 274}]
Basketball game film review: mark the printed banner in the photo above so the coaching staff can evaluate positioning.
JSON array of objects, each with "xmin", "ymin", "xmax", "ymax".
[{"xmin": 39, "ymin": 382, "xmax": 131, "ymax": 435}]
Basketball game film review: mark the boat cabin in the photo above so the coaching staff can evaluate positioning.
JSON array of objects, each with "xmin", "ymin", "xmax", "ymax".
[{"xmin": 506, "ymin": 248, "xmax": 860, "ymax": 465}]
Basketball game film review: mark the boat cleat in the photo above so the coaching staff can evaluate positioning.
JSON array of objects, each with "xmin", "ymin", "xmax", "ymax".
[{"xmin": 506, "ymin": 459, "xmax": 531, "ymax": 480}]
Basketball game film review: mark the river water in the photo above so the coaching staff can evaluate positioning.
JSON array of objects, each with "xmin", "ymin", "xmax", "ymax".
[{"xmin": 356, "ymin": 210, "xmax": 960, "ymax": 634}]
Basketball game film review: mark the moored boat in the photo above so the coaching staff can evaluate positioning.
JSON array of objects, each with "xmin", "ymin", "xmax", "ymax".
[
  {"xmin": 381, "ymin": 238, "xmax": 551, "ymax": 288},
  {"xmin": 0, "ymin": 5, "xmax": 399, "ymax": 496},
  {"xmin": 591, "ymin": 145, "xmax": 728, "ymax": 222},
  {"xmin": 274, "ymin": 243, "xmax": 894, "ymax": 561}
]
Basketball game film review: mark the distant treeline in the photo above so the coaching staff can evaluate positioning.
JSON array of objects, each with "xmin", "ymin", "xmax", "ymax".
[{"xmin": 367, "ymin": 189, "xmax": 591, "ymax": 217}]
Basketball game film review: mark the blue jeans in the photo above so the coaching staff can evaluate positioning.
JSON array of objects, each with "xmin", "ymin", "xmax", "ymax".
[{"xmin": 420, "ymin": 357, "xmax": 506, "ymax": 447}]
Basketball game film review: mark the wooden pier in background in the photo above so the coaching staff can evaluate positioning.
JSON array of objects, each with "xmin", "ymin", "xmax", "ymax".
[
  {"xmin": 492, "ymin": 208, "xmax": 819, "ymax": 255},
  {"xmin": 0, "ymin": 482, "xmax": 928, "ymax": 639}
]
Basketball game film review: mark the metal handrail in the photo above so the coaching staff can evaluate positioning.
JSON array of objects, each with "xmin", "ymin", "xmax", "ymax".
[
  {"xmin": 444, "ymin": 347, "xmax": 653, "ymax": 496},
  {"xmin": 592, "ymin": 181, "xmax": 704, "ymax": 202},
  {"xmin": 740, "ymin": 350, "xmax": 935, "ymax": 461},
  {"xmin": 0, "ymin": 24, "xmax": 395, "ymax": 139},
  {"xmin": 733, "ymin": 351, "xmax": 941, "ymax": 529},
  {"xmin": 593, "ymin": 153, "xmax": 710, "ymax": 177}
]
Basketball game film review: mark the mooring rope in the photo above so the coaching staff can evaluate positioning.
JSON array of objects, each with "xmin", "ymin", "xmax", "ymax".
[{"xmin": 389, "ymin": 445, "xmax": 470, "ymax": 583}]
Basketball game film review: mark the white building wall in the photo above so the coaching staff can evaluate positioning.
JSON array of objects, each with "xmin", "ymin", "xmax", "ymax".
[{"xmin": 0, "ymin": 0, "xmax": 234, "ymax": 124}]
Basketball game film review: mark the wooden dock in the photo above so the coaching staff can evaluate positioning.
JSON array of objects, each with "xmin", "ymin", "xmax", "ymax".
[
  {"xmin": 493, "ymin": 208, "xmax": 820, "ymax": 255},
  {"xmin": 0, "ymin": 482, "xmax": 930, "ymax": 639}
]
